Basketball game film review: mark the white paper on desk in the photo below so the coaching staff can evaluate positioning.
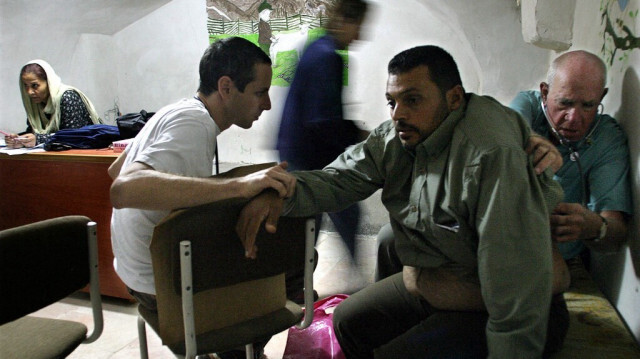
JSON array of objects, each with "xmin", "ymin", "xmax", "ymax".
[{"xmin": 0, "ymin": 146, "xmax": 45, "ymax": 155}]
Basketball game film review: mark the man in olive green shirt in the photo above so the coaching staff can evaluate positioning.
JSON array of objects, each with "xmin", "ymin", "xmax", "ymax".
[{"xmin": 237, "ymin": 46, "xmax": 566, "ymax": 358}]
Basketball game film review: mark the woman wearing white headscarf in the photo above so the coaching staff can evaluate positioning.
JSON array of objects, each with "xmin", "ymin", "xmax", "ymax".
[{"xmin": 4, "ymin": 59, "xmax": 102, "ymax": 148}]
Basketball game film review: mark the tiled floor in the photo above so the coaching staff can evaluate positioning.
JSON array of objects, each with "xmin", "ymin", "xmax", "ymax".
[{"xmin": 31, "ymin": 230, "xmax": 378, "ymax": 358}]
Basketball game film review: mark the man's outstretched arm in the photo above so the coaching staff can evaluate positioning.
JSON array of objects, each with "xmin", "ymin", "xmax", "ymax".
[{"xmin": 111, "ymin": 162, "xmax": 295, "ymax": 211}]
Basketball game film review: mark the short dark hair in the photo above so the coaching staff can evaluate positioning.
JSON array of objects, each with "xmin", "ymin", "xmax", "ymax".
[
  {"xmin": 330, "ymin": 0, "xmax": 368, "ymax": 22},
  {"xmin": 198, "ymin": 37, "xmax": 272, "ymax": 95},
  {"xmin": 20, "ymin": 63, "xmax": 47, "ymax": 81},
  {"xmin": 388, "ymin": 45, "xmax": 463, "ymax": 95}
]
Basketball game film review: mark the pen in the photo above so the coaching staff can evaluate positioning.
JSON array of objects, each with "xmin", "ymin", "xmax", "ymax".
[{"xmin": 1, "ymin": 130, "xmax": 29, "ymax": 140}]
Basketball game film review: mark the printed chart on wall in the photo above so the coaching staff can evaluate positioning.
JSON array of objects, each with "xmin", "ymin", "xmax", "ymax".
[{"xmin": 205, "ymin": 0, "xmax": 349, "ymax": 87}]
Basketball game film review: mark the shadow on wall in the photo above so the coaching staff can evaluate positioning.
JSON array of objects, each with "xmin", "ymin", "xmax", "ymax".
[{"xmin": 617, "ymin": 66, "xmax": 640, "ymax": 277}]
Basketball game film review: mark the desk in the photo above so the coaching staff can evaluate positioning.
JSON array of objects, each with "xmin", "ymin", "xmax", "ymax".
[{"xmin": 0, "ymin": 149, "xmax": 132, "ymax": 299}]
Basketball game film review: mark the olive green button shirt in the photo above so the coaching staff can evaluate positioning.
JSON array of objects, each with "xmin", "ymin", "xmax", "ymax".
[{"xmin": 284, "ymin": 94, "xmax": 563, "ymax": 358}]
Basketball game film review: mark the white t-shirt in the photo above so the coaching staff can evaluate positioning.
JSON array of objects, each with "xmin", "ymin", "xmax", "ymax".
[{"xmin": 111, "ymin": 98, "xmax": 220, "ymax": 294}]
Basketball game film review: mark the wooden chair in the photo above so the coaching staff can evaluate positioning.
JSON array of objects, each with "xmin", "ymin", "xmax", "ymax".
[
  {"xmin": 0, "ymin": 216, "xmax": 103, "ymax": 359},
  {"xmin": 137, "ymin": 199, "xmax": 316, "ymax": 359}
]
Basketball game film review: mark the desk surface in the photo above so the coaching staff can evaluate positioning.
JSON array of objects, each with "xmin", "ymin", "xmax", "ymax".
[{"xmin": 0, "ymin": 148, "xmax": 120, "ymax": 163}]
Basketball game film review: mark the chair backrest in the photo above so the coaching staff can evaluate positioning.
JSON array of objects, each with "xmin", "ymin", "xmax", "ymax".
[
  {"xmin": 150, "ymin": 197, "xmax": 309, "ymax": 347},
  {"xmin": 0, "ymin": 216, "xmax": 97, "ymax": 325}
]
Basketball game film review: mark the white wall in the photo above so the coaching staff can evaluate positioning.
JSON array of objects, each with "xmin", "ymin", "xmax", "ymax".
[
  {"xmin": 69, "ymin": 34, "xmax": 119, "ymax": 123},
  {"xmin": 350, "ymin": 0, "xmax": 552, "ymax": 128},
  {"xmin": 113, "ymin": 0, "xmax": 207, "ymax": 115}
]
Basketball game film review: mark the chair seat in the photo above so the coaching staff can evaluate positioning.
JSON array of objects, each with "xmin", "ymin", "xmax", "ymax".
[
  {"xmin": 0, "ymin": 316, "xmax": 88, "ymax": 359},
  {"xmin": 139, "ymin": 300, "xmax": 304, "ymax": 355}
]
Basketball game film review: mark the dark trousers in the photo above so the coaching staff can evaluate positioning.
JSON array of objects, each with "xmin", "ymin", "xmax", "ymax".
[
  {"xmin": 334, "ymin": 273, "xmax": 569, "ymax": 359},
  {"xmin": 334, "ymin": 273, "xmax": 488, "ymax": 359},
  {"xmin": 351, "ymin": 223, "xmax": 570, "ymax": 358}
]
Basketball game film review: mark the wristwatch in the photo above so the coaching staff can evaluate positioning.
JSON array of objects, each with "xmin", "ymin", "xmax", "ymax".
[{"xmin": 594, "ymin": 215, "xmax": 608, "ymax": 242}]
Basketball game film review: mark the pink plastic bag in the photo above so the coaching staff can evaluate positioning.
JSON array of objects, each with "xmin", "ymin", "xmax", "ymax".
[{"xmin": 283, "ymin": 294, "xmax": 349, "ymax": 359}]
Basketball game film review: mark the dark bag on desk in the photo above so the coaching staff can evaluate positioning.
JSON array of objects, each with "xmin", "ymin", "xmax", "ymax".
[
  {"xmin": 116, "ymin": 110, "xmax": 155, "ymax": 139},
  {"xmin": 44, "ymin": 124, "xmax": 122, "ymax": 151}
]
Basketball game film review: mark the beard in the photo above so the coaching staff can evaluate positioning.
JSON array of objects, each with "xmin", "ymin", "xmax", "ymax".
[{"xmin": 396, "ymin": 102, "xmax": 450, "ymax": 150}]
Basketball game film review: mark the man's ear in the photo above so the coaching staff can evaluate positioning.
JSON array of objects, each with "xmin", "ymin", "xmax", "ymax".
[
  {"xmin": 217, "ymin": 76, "xmax": 233, "ymax": 99},
  {"xmin": 601, "ymin": 87, "xmax": 609, "ymax": 101},
  {"xmin": 539, "ymin": 82, "xmax": 549, "ymax": 103},
  {"xmin": 446, "ymin": 85, "xmax": 465, "ymax": 111}
]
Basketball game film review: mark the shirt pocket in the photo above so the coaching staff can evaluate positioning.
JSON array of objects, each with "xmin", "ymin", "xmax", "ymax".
[{"xmin": 428, "ymin": 221, "xmax": 478, "ymax": 271}]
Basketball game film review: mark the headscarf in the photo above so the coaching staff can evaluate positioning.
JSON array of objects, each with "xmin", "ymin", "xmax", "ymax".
[{"xmin": 20, "ymin": 59, "xmax": 102, "ymax": 134}]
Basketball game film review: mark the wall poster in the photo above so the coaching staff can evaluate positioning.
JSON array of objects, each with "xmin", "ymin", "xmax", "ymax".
[
  {"xmin": 601, "ymin": 0, "xmax": 640, "ymax": 68},
  {"xmin": 205, "ymin": 0, "xmax": 349, "ymax": 86}
]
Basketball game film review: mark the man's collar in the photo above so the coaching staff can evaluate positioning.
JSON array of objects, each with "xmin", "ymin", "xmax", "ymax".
[{"xmin": 417, "ymin": 94, "xmax": 469, "ymax": 157}]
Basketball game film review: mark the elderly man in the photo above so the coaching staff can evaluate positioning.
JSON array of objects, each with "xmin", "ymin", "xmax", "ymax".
[
  {"xmin": 509, "ymin": 50, "xmax": 632, "ymax": 264},
  {"xmin": 238, "ymin": 45, "xmax": 568, "ymax": 358}
]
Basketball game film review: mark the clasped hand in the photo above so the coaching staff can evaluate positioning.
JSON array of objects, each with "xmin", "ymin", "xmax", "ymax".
[
  {"xmin": 4, "ymin": 133, "xmax": 36, "ymax": 148},
  {"xmin": 235, "ymin": 189, "xmax": 285, "ymax": 259},
  {"xmin": 239, "ymin": 162, "xmax": 296, "ymax": 200}
]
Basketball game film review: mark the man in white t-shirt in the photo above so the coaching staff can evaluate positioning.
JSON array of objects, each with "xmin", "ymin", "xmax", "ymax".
[{"xmin": 108, "ymin": 38, "xmax": 296, "ymax": 316}]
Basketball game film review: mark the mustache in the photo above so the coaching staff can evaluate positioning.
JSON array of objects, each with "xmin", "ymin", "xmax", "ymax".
[{"xmin": 394, "ymin": 122, "xmax": 419, "ymax": 132}]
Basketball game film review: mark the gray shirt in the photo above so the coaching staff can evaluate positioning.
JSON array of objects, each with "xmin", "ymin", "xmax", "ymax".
[{"xmin": 284, "ymin": 94, "xmax": 563, "ymax": 358}]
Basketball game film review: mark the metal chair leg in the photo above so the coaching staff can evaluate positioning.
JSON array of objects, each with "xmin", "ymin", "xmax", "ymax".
[
  {"xmin": 138, "ymin": 315, "xmax": 149, "ymax": 359},
  {"xmin": 181, "ymin": 241, "xmax": 197, "ymax": 358},
  {"xmin": 245, "ymin": 343, "xmax": 254, "ymax": 359}
]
